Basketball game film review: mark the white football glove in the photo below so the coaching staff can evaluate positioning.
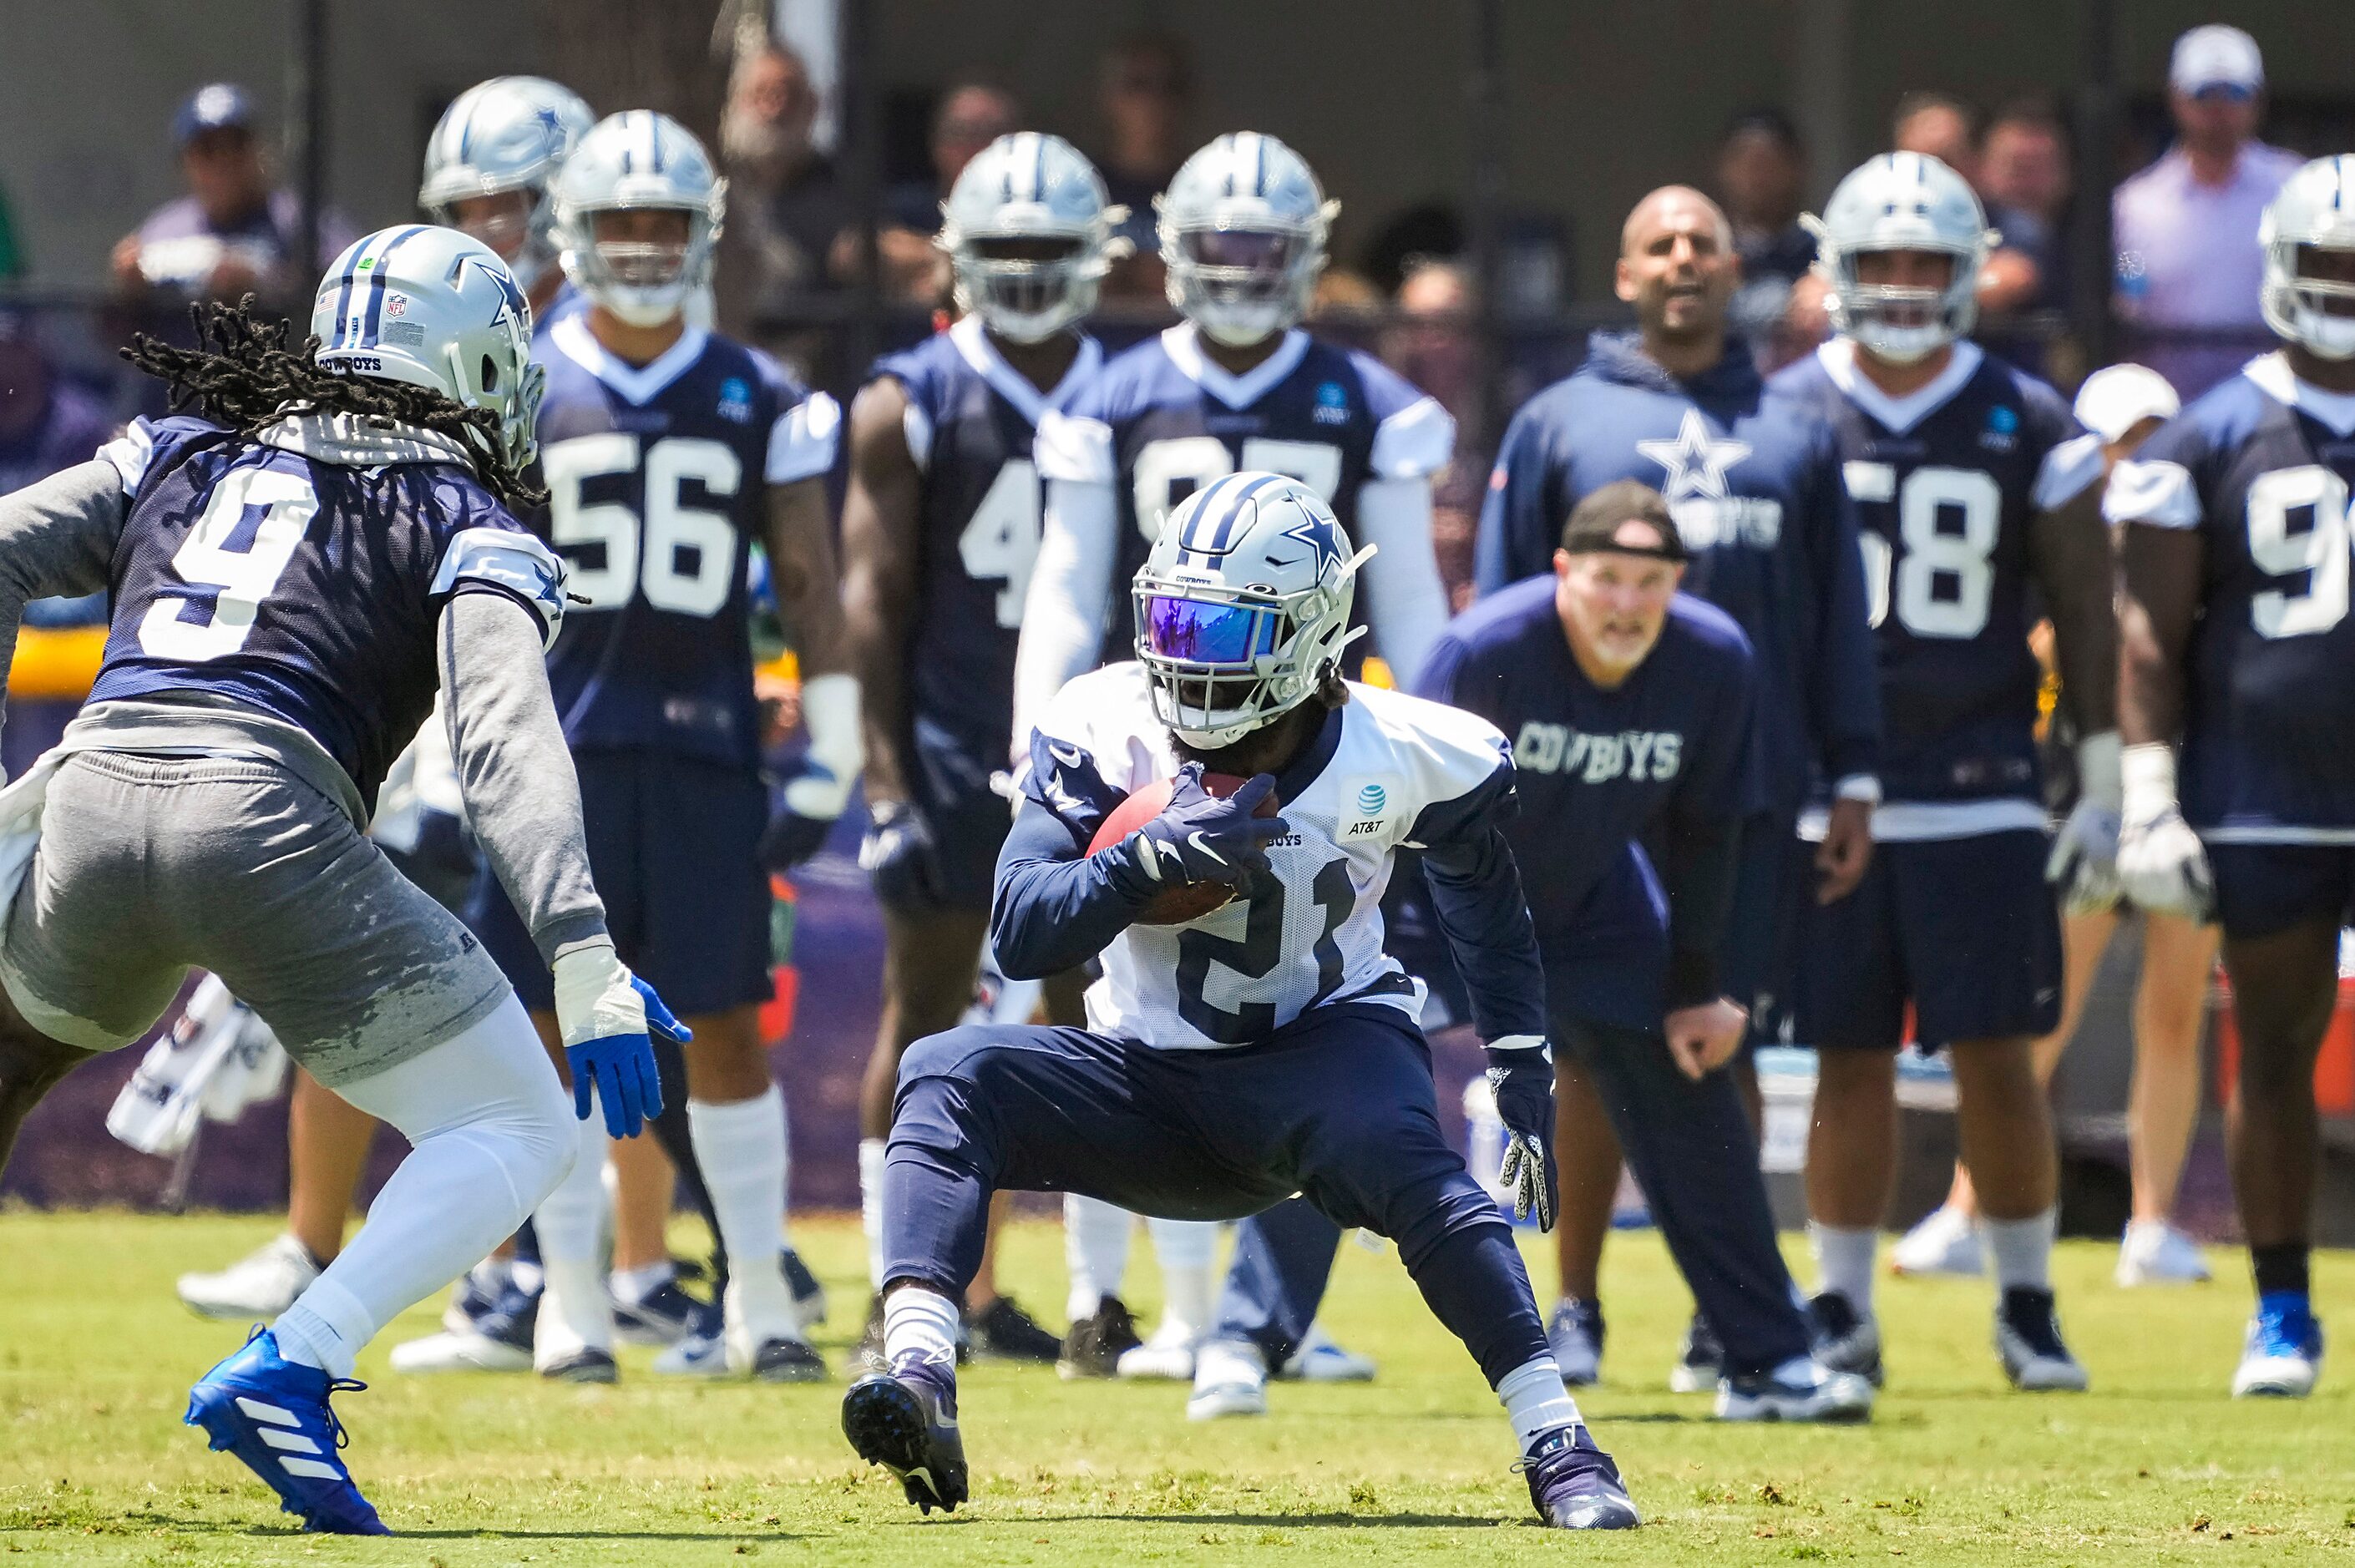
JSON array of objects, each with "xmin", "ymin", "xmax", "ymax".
[
  {"xmin": 2115, "ymin": 742, "xmax": 2213, "ymax": 921},
  {"xmin": 2047, "ymin": 731, "xmax": 2124, "ymax": 916}
]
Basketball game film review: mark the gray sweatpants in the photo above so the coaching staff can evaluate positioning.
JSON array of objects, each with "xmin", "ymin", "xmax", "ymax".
[{"xmin": 0, "ymin": 751, "xmax": 509, "ymax": 1085}]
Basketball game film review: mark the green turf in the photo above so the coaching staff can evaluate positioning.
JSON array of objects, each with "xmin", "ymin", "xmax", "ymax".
[{"xmin": 0, "ymin": 1211, "xmax": 2347, "ymax": 1565}]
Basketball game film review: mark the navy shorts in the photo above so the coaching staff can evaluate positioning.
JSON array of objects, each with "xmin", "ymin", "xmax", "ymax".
[
  {"xmin": 2209, "ymin": 842, "xmax": 2355, "ymax": 940},
  {"xmin": 884, "ymin": 1003, "xmax": 1502, "ymax": 1267},
  {"xmin": 899, "ymin": 713, "xmax": 1014, "ymax": 913},
  {"xmin": 467, "ymin": 749, "xmax": 772, "ymax": 1016},
  {"xmin": 1722, "ymin": 810, "xmax": 1811, "ymax": 1029},
  {"xmin": 1797, "ymin": 829, "xmax": 2061, "ymax": 1050}
]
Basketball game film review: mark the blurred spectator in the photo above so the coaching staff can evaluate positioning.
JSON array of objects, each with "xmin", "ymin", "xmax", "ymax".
[
  {"xmin": 2113, "ymin": 24, "xmax": 2303, "ymax": 397},
  {"xmin": 858, "ymin": 83, "xmax": 1020, "ymax": 306},
  {"xmin": 1715, "ymin": 109, "xmax": 1814, "ymax": 356},
  {"xmin": 1095, "ymin": 32, "xmax": 1194, "ymax": 301},
  {"xmin": 1309, "ymin": 266, "xmax": 1384, "ymax": 326},
  {"xmin": 717, "ymin": 38, "xmax": 848, "ymax": 343},
  {"xmin": 1381, "ymin": 260, "xmax": 1483, "ymax": 610},
  {"xmin": 1979, "ymin": 99, "xmax": 2072, "ymax": 307},
  {"xmin": 0, "ymin": 307, "xmax": 111, "ymax": 501},
  {"xmin": 1892, "ymin": 89, "xmax": 2040, "ymax": 316},
  {"xmin": 110, "ymin": 84, "xmax": 354, "ymax": 310}
]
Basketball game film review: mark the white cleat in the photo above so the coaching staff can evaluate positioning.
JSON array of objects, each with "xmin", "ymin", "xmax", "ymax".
[
  {"xmin": 387, "ymin": 1328, "xmax": 533, "ymax": 1374},
  {"xmin": 1279, "ymin": 1322, "xmax": 1375, "ymax": 1382},
  {"xmin": 1117, "ymin": 1318, "xmax": 1202, "ymax": 1381},
  {"xmin": 1187, "ymin": 1338, "xmax": 1269, "ymax": 1420},
  {"xmin": 2231, "ymin": 1299, "xmax": 2322, "ymax": 1399},
  {"xmin": 652, "ymin": 1331, "xmax": 734, "ymax": 1378},
  {"xmin": 1890, "ymin": 1205, "xmax": 1983, "ymax": 1277},
  {"xmin": 1714, "ymin": 1357, "xmax": 1876, "ymax": 1423},
  {"xmin": 2114, "ymin": 1221, "xmax": 2212, "ymax": 1287},
  {"xmin": 176, "ymin": 1234, "xmax": 320, "ymax": 1321}
]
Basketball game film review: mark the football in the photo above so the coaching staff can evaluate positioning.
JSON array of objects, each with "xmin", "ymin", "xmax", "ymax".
[{"xmin": 1087, "ymin": 771, "xmax": 1277, "ymax": 925}]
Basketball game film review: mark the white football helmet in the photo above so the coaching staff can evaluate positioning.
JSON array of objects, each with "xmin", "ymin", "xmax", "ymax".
[
  {"xmin": 1806, "ymin": 152, "xmax": 1994, "ymax": 364},
  {"xmin": 418, "ymin": 76, "xmax": 593, "ymax": 293},
  {"xmin": 1132, "ymin": 472, "xmax": 1373, "ymax": 748},
  {"xmin": 312, "ymin": 225, "xmax": 545, "ymax": 468},
  {"xmin": 553, "ymin": 111, "xmax": 727, "ymax": 328},
  {"xmin": 2261, "ymin": 154, "xmax": 2355, "ymax": 360},
  {"xmin": 1157, "ymin": 133, "xmax": 1338, "ymax": 347},
  {"xmin": 938, "ymin": 132, "xmax": 1128, "ymax": 343}
]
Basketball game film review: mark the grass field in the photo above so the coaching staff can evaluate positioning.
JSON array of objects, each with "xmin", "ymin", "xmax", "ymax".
[{"xmin": 1, "ymin": 1212, "xmax": 2348, "ymax": 1565}]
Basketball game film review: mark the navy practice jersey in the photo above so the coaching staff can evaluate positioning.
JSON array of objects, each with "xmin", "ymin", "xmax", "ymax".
[
  {"xmin": 1418, "ymin": 579, "xmax": 1756, "ymax": 1029},
  {"xmin": 85, "ymin": 415, "xmax": 564, "ymax": 811},
  {"xmin": 2107, "ymin": 352, "xmax": 2355, "ymax": 837},
  {"xmin": 1770, "ymin": 341, "xmax": 2103, "ymax": 827},
  {"xmin": 1035, "ymin": 322, "xmax": 1453, "ymax": 664},
  {"xmin": 1476, "ymin": 331, "xmax": 1879, "ymax": 814},
  {"xmin": 534, "ymin": 312, "xmax": 838, "ymax": 770},
  {"xmin": 873, "ymin": 315, "xmax": 1102, "ymax": 761}
]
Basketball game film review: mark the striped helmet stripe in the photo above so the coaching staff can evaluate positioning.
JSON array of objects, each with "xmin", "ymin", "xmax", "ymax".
[
  {"xmin": 358, "ymin": 225, "xmax": 427, "ymax": 346},
  {"xmin": 329, "ymin": 227, "xmax": 398, "ymax": 348}
]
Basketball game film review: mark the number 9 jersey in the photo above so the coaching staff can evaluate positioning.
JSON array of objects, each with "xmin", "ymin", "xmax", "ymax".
[
  {"xmin": 1021, "ymin": 661, "xmax": 1525, "ymax": 1050},
  {"xmin": 2107, "ymin": 352, "xmax": 2355, "ymax": 837},
  {"xmin": 534, "ymin": 311, "xmax": 838, "ymax": 768}
]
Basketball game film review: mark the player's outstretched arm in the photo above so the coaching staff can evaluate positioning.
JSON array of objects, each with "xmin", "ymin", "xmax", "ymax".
[
  {"xmin": 762, "ymin": 472, "xmax": 864, "ymax": 863},
  {"xmin": 988, "ymin": 797, "xmax": 1154, "ymax": 979},
  {"xmin": 0, "ymin": 458, "xmax": 127, "ymax": 748},
  {"xmin": 839, "ymin": 377, "xmax": 923, "ymax": 809},
  {"xmin": 1010, "ymin": 467, "xmax": 1117, "ymax": 757}
]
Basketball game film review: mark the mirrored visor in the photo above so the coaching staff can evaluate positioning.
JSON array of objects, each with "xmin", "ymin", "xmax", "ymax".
[{"xmin": 1145, "ymin": 595, "xmax": 1276, "ymax": 665}]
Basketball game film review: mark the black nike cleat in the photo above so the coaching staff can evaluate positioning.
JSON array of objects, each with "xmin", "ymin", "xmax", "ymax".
[
  {"xmin": 752, "ymin": 1337, "xmax": 830, "ymax": 1383},
  {"xmin": 967, "ymin": 1295, "xmax": 1060, "ymax": 1362},
  {"xmin": 843, "ymin": 1357, "xmax": 967, "ymax": 1515},
  {"xmin": 1058, "ymin": 1294, "xmax": 1142, "ymax": 1379},
  {"xmin": 1518, "ymin": 1424, "xmax": 1639, "ymax": 1530}
]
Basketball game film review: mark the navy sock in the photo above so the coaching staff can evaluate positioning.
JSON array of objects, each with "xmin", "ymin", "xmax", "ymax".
[{"xmin": 2251, "ymin": 1242, "xmax": 2310, "ymax": 1299}]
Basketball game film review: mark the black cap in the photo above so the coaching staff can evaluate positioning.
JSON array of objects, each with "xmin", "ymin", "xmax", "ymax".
[{"xmin": 1558, "ymin": 479, "xmax": 1688, "ymax": 563}]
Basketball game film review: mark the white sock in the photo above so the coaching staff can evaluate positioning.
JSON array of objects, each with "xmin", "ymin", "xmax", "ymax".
[
  {"xmin": 1497, "ymin": 1357, "xmax": 1584, "ymax": 1450},
  {"xmin": 689, "ymin": 1086, "xmax": 798, "ymax": 1349},
  {"xmin": 535, "ymin": 1111, "xmax": 615, "ymax": 1361},
  {"xmin": 859, "ymin": 1137, "xmax": 889, "ymax": 1292},
  {"xmin": 1810, "ymin": 1222, "xmax": 1878, "ymax": 1315},
  {"xmin": 883, "ymin": 1285, "xmax": 961, "ymax": 1369},
  {"xmin": 774, "ymin": 1091, "xmax": 795, "ymax": 1252},
  {"xmin": 1064, "ymin": 1194, "xmax": 1133, "ymax": 1322},
  {"xmin": 272, "ymin": 996, "xmax": 573, "ymax": 1378},
  {"xmin": 1984, "ymin": 1208, "xmax": 2057, "ymax": 1292},
  {"xmin": 1147, "ymin": 1216, "xmax": 1218, "ymax": 1339},
  {"xmin": 610, "ymin": 1259, "xmax": 674, "ymax": 1305}
]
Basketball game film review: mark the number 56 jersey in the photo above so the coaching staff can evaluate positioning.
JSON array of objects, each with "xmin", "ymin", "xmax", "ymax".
[
  {"xmin": 534, "ymin": 313, "xmax": 838, "ymax": 770},
  {"xmin": 1020, "ymin": 662, "xmax": 1522, "ymax": 1050},
  {"xmin": 2107, "ymin": 352, "xmax": 2355, "ymax": 837}
]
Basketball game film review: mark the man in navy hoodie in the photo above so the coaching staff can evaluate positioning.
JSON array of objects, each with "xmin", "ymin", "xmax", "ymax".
[{"xmin": 1473, "ymin": 185, "xmax": 1881, "ymax": 1389}]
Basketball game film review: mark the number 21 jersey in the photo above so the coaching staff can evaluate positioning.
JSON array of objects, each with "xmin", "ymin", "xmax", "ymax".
[
  {"xmin": 1022, "ymin": 662, "xmax": 1518, "ymax": 1050},
  {"xmin": 2107, "ymin": 352, "xmax": 2355, "ymax": 837},
  {"xmin": 534, "ymin": 312, "xmax": 838, "ymax": 770}
]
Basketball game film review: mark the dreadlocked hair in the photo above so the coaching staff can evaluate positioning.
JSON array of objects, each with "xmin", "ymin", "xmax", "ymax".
[{"xmin": 121, "ymin": 296, "xmax": 546, "ymax": 511}]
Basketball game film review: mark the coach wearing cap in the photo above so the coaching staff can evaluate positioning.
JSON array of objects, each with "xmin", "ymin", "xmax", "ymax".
[
  {"xmin": 1417, "ymin": 481, "xmax": 1871, "ymax": 1419},
  {"xmin": 111, "ymin": 83, "xmax": 356, "ymax": 307},
  {"xmin": 2113, "ymin": 24, "xmax": 2304, "ymax": 397}
]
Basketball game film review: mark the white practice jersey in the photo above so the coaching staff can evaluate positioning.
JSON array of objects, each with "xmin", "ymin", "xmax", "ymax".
[{"xmin": 1024, "ymin": 662, "xmax": 1518, "ymax": 1050}]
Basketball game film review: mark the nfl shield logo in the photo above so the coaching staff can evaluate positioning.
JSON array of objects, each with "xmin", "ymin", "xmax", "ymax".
[{"xmin": 385, "ymin": 293, "xmax": 408, "ymax": 318}]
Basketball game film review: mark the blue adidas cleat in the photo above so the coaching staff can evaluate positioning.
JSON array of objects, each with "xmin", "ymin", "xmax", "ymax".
[
  {"xmin": 2232, "ymin": 1292, "xmax": 2323, "ymax": 1399},
  {"xmin": 842, "ymin": 1356, "xmax": 967, "ymax": 1514},
  {"xmin": 1518, "ymin": 1425, "xmax": 1640, "ymax": 1530},
  {"xmin": 184, "ymin": 1328, "xmax": 387, "ymax": 1535}
]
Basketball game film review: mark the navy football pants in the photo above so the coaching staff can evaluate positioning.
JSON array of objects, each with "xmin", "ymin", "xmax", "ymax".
[
  {"xmin": 884, "ymin": 1004, "xmax": 1551, "ymax": 1388},
  {"xmin": 1208, "ymin": 1013, "xmax": 1813, "ymax": 1379}
]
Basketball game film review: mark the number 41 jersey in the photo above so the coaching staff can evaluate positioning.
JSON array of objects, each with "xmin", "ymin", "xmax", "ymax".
[
  {"xmin": 1770, "ymin": 340, "xmax": 2101, "ymax": 822},
  {"xmin": 1022, "ymin": 662, "xmax": 1519, "ymax": 1050},
  {"xmin": 534, "ymin": 312, "xmax": 838, "ymax": 770},
  {"xmin": 2107, "ymin": 352, "xmax": 2355, "ymax": 837}
]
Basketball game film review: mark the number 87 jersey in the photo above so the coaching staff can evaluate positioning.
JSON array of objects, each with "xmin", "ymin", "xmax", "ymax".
[
  {"xmin": 534, "ymin": 312, "xmax": 838, "ymax": 769},
  {"xmin": 2108, "ymin": 352, "xmax": 2355, "ymax": 836}
]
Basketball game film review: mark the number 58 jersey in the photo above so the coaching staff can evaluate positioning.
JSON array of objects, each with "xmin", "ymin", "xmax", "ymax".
[
  {"xmin": 1021, "ymin": 662, "xmax": 1520, "ymax": 1050},
  {"xmin": 534, "ymin": 313, "xmax": 838, "ymax": 770},
  {"xmin": 2107, "ymin": 352, "xmax": 2355, "ymax": 837}
]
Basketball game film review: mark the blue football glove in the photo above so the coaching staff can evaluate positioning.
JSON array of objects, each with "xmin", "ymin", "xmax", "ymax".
[
  {"xmin": 860, "ymin": 798, "xmax": 944, "ymax": 910},
  {"xmin": 1123, "ymin": 766, "xmax": 1289, "ymax": 888},
  {"xmin": 1485, "ymin": 1036, "xmax": 1557, "ymax": 1232},
  {"xmin": 551, "ymin": 945, "xmax": 692, "ymax": 1140}
]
